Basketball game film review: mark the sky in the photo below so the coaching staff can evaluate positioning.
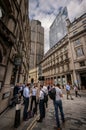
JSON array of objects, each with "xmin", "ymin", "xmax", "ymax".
[{"xmin": 29, "ymin": 0, "xmax": 86, "ymax": 53}]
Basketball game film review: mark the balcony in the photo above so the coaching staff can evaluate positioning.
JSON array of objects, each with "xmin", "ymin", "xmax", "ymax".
[{"xmin": 0, "ymin": 19, "xmax": 15, "ymax": 46}]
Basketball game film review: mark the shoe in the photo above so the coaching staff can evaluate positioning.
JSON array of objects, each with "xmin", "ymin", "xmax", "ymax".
[
  {"xmin": 53, "ymin": 126, "xmax": 58, "ymax": 129},
  {"xmin": 58, "ymin": 128, "xmax": 61, "ymax": 130},
  {"xmin": 37, "ymin": 119, "xmax": 42, "ymax": 123},
  {"xmin": 23, "ymin": 118, "xmax": 29, "ymax": 121},
  {"xmin": 54, "ymin": 126, "xmax": 61, "ymax": 130}
]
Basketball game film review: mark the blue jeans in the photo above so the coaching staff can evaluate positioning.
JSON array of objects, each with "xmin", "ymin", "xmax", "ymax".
[{"xmin": 54, "ymin": 100, "xmax": 65, "ymax": 128}]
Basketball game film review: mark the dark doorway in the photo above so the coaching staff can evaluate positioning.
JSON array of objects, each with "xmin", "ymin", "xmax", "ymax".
[
  {"xmin": 67, "ymin": 74, "xmax": 72, "ymax": 84},
  {"xmin": 80, "ymin": 73, "xmax": 86, "ymax": 89}
]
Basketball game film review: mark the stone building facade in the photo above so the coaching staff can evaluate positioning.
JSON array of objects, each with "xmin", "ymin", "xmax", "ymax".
[
  {"xmin": 28, "ymin": 20, "xmax": 44, "ymax": 83},
  {"xmin": 41, "ymin": 13, "xmax": 86, "ymax": 89},
  {"xmin": 0, "ymin": 0, "xmax": 30, "ymax": 113}
]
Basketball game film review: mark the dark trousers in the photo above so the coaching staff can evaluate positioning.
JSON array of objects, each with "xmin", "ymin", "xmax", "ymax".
[
  {"xmin": 54, "ymin": 100, "xmax": 65, "ymax": 128},
  {"xmin": 23, "ymin": 97, "xmax": 29, "ymax": 120},
  {"xmin": 30, "ymin": 96, "xmax": 37, "ymax": 111},
  {"xmin": 75, "ymin": 91, "xmax": 81, "ymax": 97},
  {"xmin": 39, "ymin": 100, "xmax": 45, "ymax": 120}
]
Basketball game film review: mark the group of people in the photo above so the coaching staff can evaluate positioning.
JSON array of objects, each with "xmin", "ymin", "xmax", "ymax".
[
  {"xmin": 66, "ymin": 82, "xmax": 81, "ymax": 99},
  {"xmin": 13, "ymin": 82, "xmax": 48, "ymax": 122},
  {"xmin": 12, "ymin": 82, "xmax": 81, "ymax": 130}
]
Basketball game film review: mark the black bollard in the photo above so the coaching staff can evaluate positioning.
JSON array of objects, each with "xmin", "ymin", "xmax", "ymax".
[{"xmin": 14, "ymin": 100, "xmax": 21, "ymax": 128}]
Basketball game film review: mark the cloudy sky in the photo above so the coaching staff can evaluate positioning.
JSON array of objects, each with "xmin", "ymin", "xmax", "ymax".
[{"xmin": 29, "ymin": 0, "xmax": 86, "ymax": 53}]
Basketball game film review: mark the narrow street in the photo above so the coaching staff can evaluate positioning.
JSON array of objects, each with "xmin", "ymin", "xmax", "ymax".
[{"xmin": 0, "ymin": 90, "xmax": 86, "ymax": 130}]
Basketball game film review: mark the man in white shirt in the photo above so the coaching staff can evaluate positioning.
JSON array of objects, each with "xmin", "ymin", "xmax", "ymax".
[
  {"xmin": 54, "ymin": 84, "xmax": 65, "ymax": 130},
  {"xmin": 23, "ymin": 83, "xmax": 30, "ymax": 121},
  {"xmin": 43, "ymin": 85, "xmax": 48, "ymax": 108},
  {"xmin": 30, "ymin": 84, "xmax": 37, "ymax": 113},
  {"xmin": 37, "ymin": 85, "xmax": 45, "ymax": 123}
]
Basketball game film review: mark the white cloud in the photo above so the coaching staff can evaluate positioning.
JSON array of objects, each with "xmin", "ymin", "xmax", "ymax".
[
  {"xmin": 29, "ymin": 0, "xmax": 86, "ymax": 53},
  {"xmin": 67, "ymin": 0, "xmax": 86, "ymax": 21}
]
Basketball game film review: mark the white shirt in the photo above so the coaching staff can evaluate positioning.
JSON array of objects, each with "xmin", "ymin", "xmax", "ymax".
[
  {"xmin": 23, "ymin": 86, "xmax": 30, "ymax": 98},
  {"xmin": 55, "ymin": 87, "xmax": 62, "ymax": 101},
  {"xmin": 66, "ymin": 84, "xmax": 70, "ymax": 91},
  {"xmin": 32, "ymin": 87, "xmax": 37, "ymax": 96},
  {"xmin": 39, "ymin": 89, "xmax": 44, "ymax": 100},
  {"xmin": 43, "ymin": 86, "xmax": 48, "ymax": 95}
]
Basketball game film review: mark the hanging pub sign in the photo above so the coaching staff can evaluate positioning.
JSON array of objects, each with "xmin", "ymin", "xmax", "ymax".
[{"xmin": 14, "ymin": 54, "xmax": 22, "ymax": 66}]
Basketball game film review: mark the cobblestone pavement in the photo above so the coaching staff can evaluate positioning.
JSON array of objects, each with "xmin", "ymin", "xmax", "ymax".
[
  {"xmin": 31, "ymin": 91, "xmax": 86, "ymax": 130},
  {"xmin": 0, "ymin": 90, "xmax": 86, "ymax": 130},
  {"xmin": 0, "ymin": 99, "xmax": 39, "ymax": 130}
]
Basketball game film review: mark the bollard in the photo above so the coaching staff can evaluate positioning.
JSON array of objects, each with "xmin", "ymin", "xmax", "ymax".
[{"xmin": 14, "ymin": 100, "xmax": 21, "ymax": 128}]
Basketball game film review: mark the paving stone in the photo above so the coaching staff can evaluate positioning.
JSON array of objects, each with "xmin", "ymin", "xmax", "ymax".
[{"xmin": 0, "ymin": 90, "xmax": 86, "ymax": 130}]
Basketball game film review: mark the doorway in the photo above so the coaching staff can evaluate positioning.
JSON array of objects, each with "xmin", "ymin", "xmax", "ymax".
[{"xmin": 80, "ymin": 73, "xmax": 86, "ymax": 89}]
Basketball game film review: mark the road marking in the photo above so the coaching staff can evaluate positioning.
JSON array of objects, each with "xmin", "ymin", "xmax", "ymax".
[{"xmin": 26, "ymin": 115, "xmax": 39, "ymax": 130}]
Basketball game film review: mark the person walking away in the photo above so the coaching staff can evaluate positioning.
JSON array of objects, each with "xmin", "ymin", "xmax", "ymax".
[
  {"xmin": 74, "ymin": 84, "xmax": 81, "ymax": 97},
  {"xmin": 66, "ymin": 82, "xmax": 73, "ymax": 100},
  {"xmin": 43, "ymin": 85, "xmax": 48, "ymax": 108},
  {"xmin": 23, "ymin": 83, "xmax": 30, "ymax": 121},
  {"xmin": 53, "ymin": 84, "xmax": 65, "ymax": 130},
  {"xmin": 30, "ymin": 84, "xmax": 37, "ymax": 114},
  {"xmin": 37, "ymin": 85, "xmax": 45, "ymax": 123}
]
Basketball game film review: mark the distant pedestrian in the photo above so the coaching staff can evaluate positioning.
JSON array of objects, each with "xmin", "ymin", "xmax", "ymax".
[
  {"xmin": 74, "ymin": 84, "xmax": 81, "ymax": 97},
  {"xmin": 30, "ymin": 84, "xmax": 37, "ymax": 114},
  {"xmin": 37, "ymin": 85, "xmax": 45, "ymax": 123},
  {"xmin": 43, "ymin": 85, "xmax": 48, "ymax": 108},
  {"xmin": 23, "ymin": 83, "xmax": 30, "ymax": 121},
  {"xmin": 66, "ymin": 82, "xmax": 73, "ymax": 100},
  {"xmin": 53, "ymin": 84, "xmax": 65, "ymax": 130},
  {"xmin": 13, "ymin": 83, "xmax": 20, "ymax": 98}
]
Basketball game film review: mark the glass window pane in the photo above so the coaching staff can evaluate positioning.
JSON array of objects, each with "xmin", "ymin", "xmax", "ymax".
[{"xmin": 76, "ymin": 48, "xmax": 84, "ymax": 57}]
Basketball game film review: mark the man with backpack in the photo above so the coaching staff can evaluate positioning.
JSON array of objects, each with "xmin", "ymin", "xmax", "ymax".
[
  {"xmin": 53, "ymin": 84, "xmax": 65, "ymax": 130},
  {"xmin": 48, "ymin": 84, "xmax": 56, "ymax": 100}
]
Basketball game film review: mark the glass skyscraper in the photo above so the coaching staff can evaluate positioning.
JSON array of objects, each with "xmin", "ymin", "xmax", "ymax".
[{"xmin": 49, "ymin": 7, "xmax": 68, "ymax": 48}]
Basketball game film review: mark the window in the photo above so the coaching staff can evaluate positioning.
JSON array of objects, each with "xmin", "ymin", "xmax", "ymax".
[
  {"xmin": 74, "ymin": 39, "xmax": 81, "ymax": 46},
  {"xmin": 84, "ymin": 25, "xmax": 86, "ymax": 29},
  {"xmin": 64, "ymin": 46, "xmax": 67, "ymax": 51},
  {"xmin": 76, "ymin": 47, "xmax": 84, "ymax": 57},
  {"xmin": 61, "ymin": 56, "xmax": 63, "ymax": 61},
  {"xmin": 0, "ymin": 6, "xmax": 5, "ymax": 19},
  {"xmin": 82, "ymin": 20, "xmax": 86, "ymax": 24},
  {"xmin": 72, "ymin": 26, "xmax": 76, "ymax": 29},
  {"xmin": 79, "ymin": 61, "xmax": 85, "ymax": 67},
  {"xmin": 0, "ymin": 8, "xmax": 2, "ymax": 18},
  {"xmin": 73, "ymin": 31, "xmax": 77, "ymax": 34}
]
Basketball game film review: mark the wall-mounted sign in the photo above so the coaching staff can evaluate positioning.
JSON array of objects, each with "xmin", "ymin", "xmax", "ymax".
[
  {"xmin": 2, "ymin": 92, "xmax": 10, "ymax": 99},
  {"xmin": 14, "ymin": 55, "xmax": 22, "ymax": 66}
]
